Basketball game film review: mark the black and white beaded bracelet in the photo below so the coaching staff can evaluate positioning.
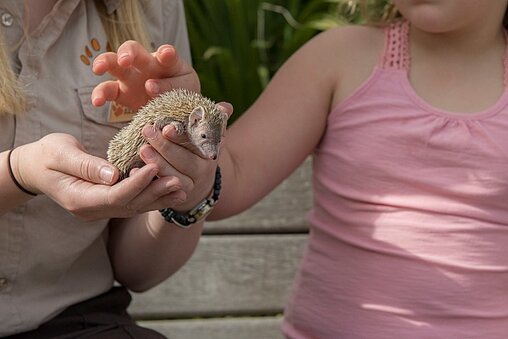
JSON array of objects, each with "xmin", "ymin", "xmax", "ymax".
[{"xmin": 159, "ymin": 166, "xmax": 221, "ymax": 228}]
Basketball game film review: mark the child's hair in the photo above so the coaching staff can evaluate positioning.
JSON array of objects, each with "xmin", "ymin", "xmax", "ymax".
[
  {"xmin": 0, "ymin": 0, "xmax": 151, "ymax": 116},
  {"xmin": 358, "ymin": 0, "xmax": 400, "ymax": 24},
  {"xmin": 360, "ymin": 0, "xmax": 508, "ymax": 28}
]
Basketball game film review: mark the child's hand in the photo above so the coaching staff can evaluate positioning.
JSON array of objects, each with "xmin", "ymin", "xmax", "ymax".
[
  {"xmin": 91, "ymin": 40, "xmax": 200, "ymax": 110},
  {"xmin": 137, "ymin": 102, "xmax": 233, "ymax": 212}
]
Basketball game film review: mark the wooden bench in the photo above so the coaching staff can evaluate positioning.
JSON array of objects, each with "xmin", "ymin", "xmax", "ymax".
[{"xmin": 128, "ymin": 158, "xmax": 312, "ymax": 339}]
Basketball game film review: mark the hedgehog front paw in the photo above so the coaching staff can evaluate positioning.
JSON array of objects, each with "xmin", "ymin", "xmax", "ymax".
[{"xmin": 169, "ymin": 121, "xmax": 185, "ymax": 135}]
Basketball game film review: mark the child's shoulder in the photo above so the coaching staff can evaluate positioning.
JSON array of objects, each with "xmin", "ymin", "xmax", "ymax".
[
  {"xmin": 307, "ymin": 25, "xmax": 387, "ymax": 105},
  {"xmin": 294, "ymin": 24, "xmax": 386, "ymax": 74},
  {"xmin": 313, "ymin": 24, "xmax": 386, "ymax": 63},
  {"xmin": 320, "ymin": 23, "xmax": 386, "ymax": 44}
]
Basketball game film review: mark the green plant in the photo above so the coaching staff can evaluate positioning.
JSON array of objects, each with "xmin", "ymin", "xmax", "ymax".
[{"xmin": 184, "ymin": 0, "xmax": 391, "ymax": 122}]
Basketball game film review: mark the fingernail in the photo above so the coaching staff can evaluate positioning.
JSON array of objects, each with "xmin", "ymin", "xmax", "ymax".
[
  {"xmin": 92, "ymin": 58, "xmax": 104, "ymax": 67},
  {"xmin": 100, "ymin": 166, "xmax": 114, "ymax": 183},
  {"xmin": 142, "ymin": 147, "xmax": 156, "ymax": 160},
  {"xmin": 160, "ymin": 45, "xmax": 174, "ymax": 53},
  {"xmin": 91, "ymin": 94, "xmax": 103, "ymax": 107},
  {"xmin": 144, "ymin": 126, "xmax": 158, "ymax": 140},
  {"xmin": 119, "ymin": 52, "xmax": 130, "ymax": 60},
  {"xmin": 147, "ymin": 81, "xmax": 160, "ymax": 94}
]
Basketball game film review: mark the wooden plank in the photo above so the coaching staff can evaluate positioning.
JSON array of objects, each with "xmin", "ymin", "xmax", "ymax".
[
  {"xmin": 129, "ymin": 234, "xmax": 308, "ymax": 319},
  {"xmin": 139, "ymin": 316, "xmax": 284, "ymax": 339},
  {"xmin": 204, "ymin": 157, "xmax": 312, "ymax": 234}
]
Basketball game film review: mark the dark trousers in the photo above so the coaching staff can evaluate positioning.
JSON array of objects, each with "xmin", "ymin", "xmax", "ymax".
[{"xmin": 5, "ymin": 286, "xmax": 166, "ymax": 339}]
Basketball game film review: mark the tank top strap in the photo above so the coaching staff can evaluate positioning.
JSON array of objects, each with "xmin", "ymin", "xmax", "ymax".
[
  {"xmin": 380, "ymin": 19, "xmax": 410, "ymax": 71},
  {"xmin": 504, "ymin": 30, "xmax": 508, "ymax": 88}
]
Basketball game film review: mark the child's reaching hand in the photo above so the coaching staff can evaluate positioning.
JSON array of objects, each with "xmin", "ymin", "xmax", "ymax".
[{"xmin": 91, "ymin": 40, "xmax": 200, "ymax": 110}]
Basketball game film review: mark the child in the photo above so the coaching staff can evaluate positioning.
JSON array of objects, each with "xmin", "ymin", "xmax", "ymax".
[{"xmin": 94, "ymin": 0, "xmax": 508, "ymax": 337}]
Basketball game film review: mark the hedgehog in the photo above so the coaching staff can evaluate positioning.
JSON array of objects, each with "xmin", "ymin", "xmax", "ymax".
[{"xmin": 107, "ymin": 88, "xmax": 228, "ymax": 180}]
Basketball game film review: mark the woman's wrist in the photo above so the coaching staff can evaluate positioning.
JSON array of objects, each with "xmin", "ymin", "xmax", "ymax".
[{"xmin": 7, "ymin": 146, "xmax": 39, "ymax": 197}]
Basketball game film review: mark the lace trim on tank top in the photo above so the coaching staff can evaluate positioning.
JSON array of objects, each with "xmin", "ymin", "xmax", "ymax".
[
  {"xmin": 382, "ymin": 19, "xmax": 508, "ymax": 87},
  {"xmin": 381, "ymin": 19, "xmax": 410, "ymax": 70}
]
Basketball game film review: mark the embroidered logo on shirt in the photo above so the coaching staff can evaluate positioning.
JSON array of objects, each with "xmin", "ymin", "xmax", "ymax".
[
  {"xmin": 80, "ymin": 38, "xmax": 112, "ymax": 65},
  {"xmin": 108, "ymin": 102, "xmax": 136, "ymax": 123}
]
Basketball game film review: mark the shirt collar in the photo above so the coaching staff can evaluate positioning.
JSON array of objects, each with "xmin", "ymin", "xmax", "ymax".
[{"xmin": 103, "ymin": 0, "xmax": 121, "ymax": 15}]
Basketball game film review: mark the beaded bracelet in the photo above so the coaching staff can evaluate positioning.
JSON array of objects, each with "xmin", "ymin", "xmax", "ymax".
[{"xmin": 159, "ymin": 166, "xmax": 221, "ymax": 228}]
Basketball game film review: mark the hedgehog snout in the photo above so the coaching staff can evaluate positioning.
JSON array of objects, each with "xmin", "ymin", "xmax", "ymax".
[{"xmin": 206, "ymin": 150, "xmax": 218, "ymax": 160}]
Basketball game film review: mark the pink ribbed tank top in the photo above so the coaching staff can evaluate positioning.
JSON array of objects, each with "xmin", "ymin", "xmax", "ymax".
[{"xmin": 282, "ymin": 21, "xmax": 508, "ymax": 338}]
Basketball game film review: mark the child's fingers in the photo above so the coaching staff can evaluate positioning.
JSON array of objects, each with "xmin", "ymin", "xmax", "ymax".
[
  {"xmin": 138, "ymin": 144, "xmax": 194, "ymax": 192},
  {"xmin": 217, "ymin": 102, "xmax": 234, "ymax": 118},
  {"xmin": 161, "ymin": 124, "xmax": 190, "ymax": 146},
  {"xmin": 91, "ymin": 81, "xmax": 120, "ymax": 107}
]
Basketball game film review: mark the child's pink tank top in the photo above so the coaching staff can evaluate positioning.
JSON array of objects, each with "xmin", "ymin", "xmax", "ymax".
[{"xmin": 283, "ymin": 21, "xmax": 508, "ymax": 338}]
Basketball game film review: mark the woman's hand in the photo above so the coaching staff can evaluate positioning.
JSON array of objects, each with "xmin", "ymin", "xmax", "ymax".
[
  {"xmin": 91, "ymin": 40, "xmax": 199, "ymax": 110},
  {"xmin": 11, "ymin": 133, "xmax": 186, "ymax": 221}
]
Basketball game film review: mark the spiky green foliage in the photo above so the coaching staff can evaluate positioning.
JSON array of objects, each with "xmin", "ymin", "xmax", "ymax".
[{"xmin": 184, "ymin": 0, "xmax": 392, "ymax": 122}]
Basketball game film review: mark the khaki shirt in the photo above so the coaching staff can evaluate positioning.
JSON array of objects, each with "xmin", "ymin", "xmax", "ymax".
[{"xmin": 0, "ymin": 0, "xmax": 191, "ymax": 335}]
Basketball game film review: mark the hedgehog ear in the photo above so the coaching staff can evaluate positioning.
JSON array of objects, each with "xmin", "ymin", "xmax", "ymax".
[
  {"xmin": 189, "ymin": 106, "xmax": 205, "ymax": 127},
  {"xmin": 220, "ymin": 112, "xmax": 228, "ymax": 137},
  {"xmin": 220, "ymin": 111, "xmax": 229, "ymax": 123}
]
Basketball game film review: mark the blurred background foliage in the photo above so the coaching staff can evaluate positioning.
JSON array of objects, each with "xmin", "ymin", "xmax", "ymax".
[{"xmin": 184, "ymin": 0, "xmax": 392, "ymax": 122}]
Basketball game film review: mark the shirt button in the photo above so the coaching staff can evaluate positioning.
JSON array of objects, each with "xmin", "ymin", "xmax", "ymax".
[
  {"xmin": 1, "ymin": 11, "xmax": 13, "ymax": 27},
  {"xmin": 0, "ymin": 278, "xmax": 8, "ymax": 291}
]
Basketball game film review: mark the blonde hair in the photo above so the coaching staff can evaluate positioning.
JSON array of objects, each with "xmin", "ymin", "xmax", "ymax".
[
  {"xmin": 0, "ymin": 0, "xmax": 151, "ymax": 116},
  {"xmin": 353, "ymin": 0, "xmax": 400, "ymax": 25},
  {"xmin": 358, "ymin": 0, "xmax": 508, "ymax": 28},
  {"xmin": 0, "ymin": 35, "xmax": 27, "ymax": 115},
  {"xmin": 94, "ymin": 0, "xmax": 151, "ymax": 51}
]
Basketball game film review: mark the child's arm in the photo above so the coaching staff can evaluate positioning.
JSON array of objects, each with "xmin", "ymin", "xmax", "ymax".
[
  {"xmin": 152, "ymin": 26, "xmax": 384, "ymax": 220},
  {"xmin": 91, "ymin": 40, "xmax": 200, "ymax": 111}
]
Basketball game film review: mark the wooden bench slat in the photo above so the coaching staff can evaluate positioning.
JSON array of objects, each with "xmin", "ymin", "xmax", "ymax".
[
  {"xmin": 204, "ymin": 158, "xmax": 312, "ymax": 234},
  {"xmin": 129, "ymin": 234, "xmax": 308, "ymax": 319},
  {"xmin": 139, "ymin": 316, "xmax": 284, "ymax": 339}
]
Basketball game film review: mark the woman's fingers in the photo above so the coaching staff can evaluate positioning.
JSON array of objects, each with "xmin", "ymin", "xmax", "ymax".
[
  {"xmin": 16, "ymin": 134, "xmax": 119, "ymax": 196},
  {"xmin": 91, "ymin": 80, "xmax": 120, "ymax": 107},
  {"xmin": 13, "ymin": 133, "xmax": 190, "ymax": 221},
  {"xmin": 116, "ymin": 40, "xmax": 154, "ymax": 70},
  {"xmin": 93, "ymin": 52, "xmax": 126, "ymax": 77},
  {"xmin": 59, "ymin": 166, "xmax": 186, "ymax": 221},
  {"xmin": 144, "ymin": 45, "xmax": 200, "ymax": 95},
  {"xmin": 48, "ymin": 139, "xmax": 119, "ymax": 185}
]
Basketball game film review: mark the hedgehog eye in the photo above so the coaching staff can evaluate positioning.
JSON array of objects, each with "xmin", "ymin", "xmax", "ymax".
[{"xmin": 201, "ymin": 133, "xmax": 207, "ymax": 139}]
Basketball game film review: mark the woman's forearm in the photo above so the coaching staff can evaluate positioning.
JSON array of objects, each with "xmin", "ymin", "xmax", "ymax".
[{"xmin": 108, "ymin": 210, "xmax": 203, "ymax": 292}]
